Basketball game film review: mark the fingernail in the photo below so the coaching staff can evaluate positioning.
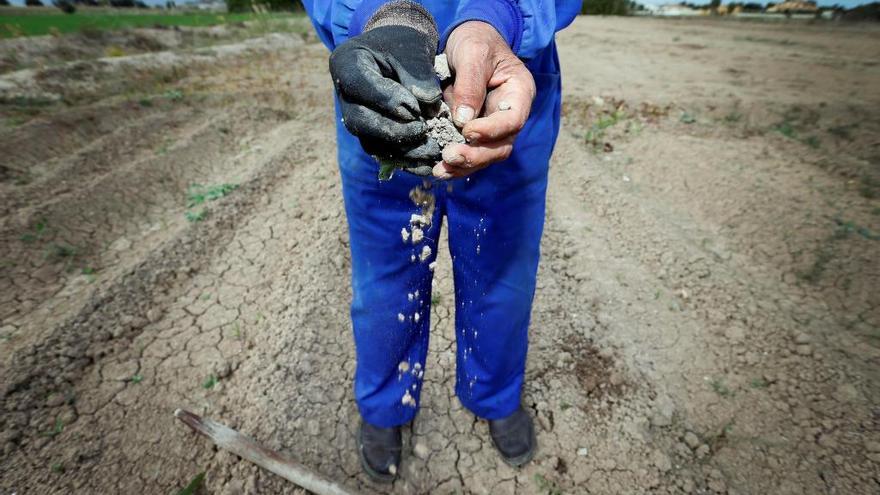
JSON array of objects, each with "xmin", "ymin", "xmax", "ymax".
[
  {"xmin": 442, "ymin": 147, "xmax": 464, "ymax": 165},
  {"xmin": 465, "ymin": 132, "xmax": 480, "ymax": 143},
  {"xmin": 455, "ymin": 105, "xmax": 474, "ymax": 125}
]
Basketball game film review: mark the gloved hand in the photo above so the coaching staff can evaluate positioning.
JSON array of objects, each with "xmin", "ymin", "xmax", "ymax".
[{"xmin": 329, "ymin": 1, "xmax": 442, "ymax": 176}]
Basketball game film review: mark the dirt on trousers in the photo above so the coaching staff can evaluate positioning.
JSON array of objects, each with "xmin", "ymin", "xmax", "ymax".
[{"xmin": 1, "ymin": 15, "xmax": 879, "ymax": 495}]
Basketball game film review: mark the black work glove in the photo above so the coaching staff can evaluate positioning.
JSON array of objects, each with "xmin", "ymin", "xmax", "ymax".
[{"xmin": 329, "ymin": 1, "xmax": 442, "ymax": 176}]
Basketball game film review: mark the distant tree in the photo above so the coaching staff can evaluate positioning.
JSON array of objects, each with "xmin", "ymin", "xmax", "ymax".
[
  {"xmin": 0, "ymin": 0, "xmax": 11, "ymax": 6},
  {"xmin": 134, "ymin": 0, "xmax": 147, "ymax": 7},
  {"xmin": 109, "ymin": 0, "xmax": 135, "ymax": 7},
  {"xmin": 25, "ymin": 0, "xmax": 45, "ymax": 6},
  {"xmin": 628, "ymin": 1, "xmax": 646, "ymax": 11},
  {"xmin": 581, "ymin": 0, "xmax": 630, "ymax": 15},
  {"xmin": 709, "ymin": 0, "xmax": 722, "ymax": 12},
  {"xmin": 166, "ymin": 0, "xmax": 176, "ymax": 8},
  {"xmin": 54, "ymin": 0, "xmax": 76, "ymax": 12},
  {"xmin": 226, "ymin": 0, "xmax": 299, "ymax": 12},
  {"xmin": 226, "ymin": 0, "xmax": 252, "ymax": 12}
]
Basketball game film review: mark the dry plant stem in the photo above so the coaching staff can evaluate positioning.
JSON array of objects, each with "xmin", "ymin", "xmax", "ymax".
[{"xmin": 174, "ymin": 409, "xmax": 360, "ymax": 495}]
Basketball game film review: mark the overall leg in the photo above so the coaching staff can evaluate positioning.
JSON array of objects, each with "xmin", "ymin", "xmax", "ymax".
[
  {"xmin": 446, "ymin": 69, "xmax": 561, "ymax": 420},
  {"xmin": 337, "ymin": 126, "xmax": 443, "ymax": 428}
]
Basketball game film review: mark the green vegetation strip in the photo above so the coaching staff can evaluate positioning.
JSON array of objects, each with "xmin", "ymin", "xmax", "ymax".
[{"xmin": 0, "ymin": 11, "xmax": 299, "ymax": 38}]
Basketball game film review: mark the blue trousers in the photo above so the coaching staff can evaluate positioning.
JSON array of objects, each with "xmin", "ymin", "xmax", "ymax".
[{"xmin": 336, "ymin": 48, "xmax": 562, "ymax": 428}]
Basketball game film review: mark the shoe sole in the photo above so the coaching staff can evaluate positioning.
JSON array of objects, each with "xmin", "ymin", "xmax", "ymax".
[{"xmin": 357, "ymin": 425, "xmax": 397, "ymax": 483}]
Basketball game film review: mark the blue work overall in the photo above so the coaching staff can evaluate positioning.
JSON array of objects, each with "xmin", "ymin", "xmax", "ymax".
[{"xmin": 303, "ymin": 0, "xmax": 581, "ymax": 427}]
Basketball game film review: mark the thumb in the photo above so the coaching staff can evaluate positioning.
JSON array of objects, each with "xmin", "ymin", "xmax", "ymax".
[
  {"xmin": 449, "ymin": 50, "xmax": 490, "ymax": 127},
  {"xmin": 394, "ymin": 64, "xmax": 442, "ymax": 106}
]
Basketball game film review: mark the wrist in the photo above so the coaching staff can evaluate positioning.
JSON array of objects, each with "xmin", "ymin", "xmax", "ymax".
[
  {"xmin": 446, "ymin": 21, "xmax": 507, "ymax": 64},
  {"xmin": 352, "ymin": 0, "xmax": 439, "ymax": 50}
]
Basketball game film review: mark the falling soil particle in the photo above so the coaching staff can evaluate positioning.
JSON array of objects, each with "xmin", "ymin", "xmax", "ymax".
[
  {"xmin": 401, "ymin": 390, "xmax": 416, "ymax": 407},
  {"xmin": 409, "ymin": 186, "xmax": 435, "ymax": 226},
  {"xmin": 410, "ymin": 213, "xmax": 430, "ymax": 226},
  {"xmin": 411, "ymin": 227, "xmax": 424, "ymax": 244},
  {"xmin": 398, "ymin": 361, "xmax": 410, "ymax": 373},
  {"xmin": 414, "ymin": 312, "xmax": 420, "ymax": 323},
  {"xmin": 398, "ymin": 313, "xmax": 405, "ymax": 323},
  {"xmin": 401, "ymin": 227, "xmax": 410, "ymax": 243},
  {"xmin": 420, "ymin": 245, "xmax": 432, "ymax": 262}
]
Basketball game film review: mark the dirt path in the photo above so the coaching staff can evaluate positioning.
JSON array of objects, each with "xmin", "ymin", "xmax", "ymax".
[{"xmin": 1, "ymin": 17, "xmax": 879, "ymax": 495}]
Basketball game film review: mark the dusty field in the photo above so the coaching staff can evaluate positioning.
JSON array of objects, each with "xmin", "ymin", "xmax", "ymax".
[{"xmin": 1, "ymin": 16, "xmax": 879, "ymax": 495}]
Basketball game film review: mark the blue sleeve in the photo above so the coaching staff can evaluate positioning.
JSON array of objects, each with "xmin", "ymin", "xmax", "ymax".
[
  {"xmin": 301, "ymin": 0, "xmax": 405, "ymax": 51},
  {"xmin": 301, "ymin": 0, "xmax": 358, "ymax": 50},
  {"xmin": 439, "ymin": 0, "xmax": 582, "ymax": 60}
]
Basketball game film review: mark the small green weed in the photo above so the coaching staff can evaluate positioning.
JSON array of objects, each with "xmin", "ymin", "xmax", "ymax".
[
  {"xmin": 202, "ymin": 375, "xmax": 218, "ymax": 389},
  {"xmin": 51, "ymin": 462, "xmax": 64, "ymax": 473},
  {"xmin": 105, "ymin": 45, "xmax": 126, "ymax": 57},
  {"xmin": 585, "ymin": 109, "xmax": 625, "ymax": 150},
  {"xmin": 176, "ymin": 472, "xmax": 206, "ymax": 495},
  {"xmin": 833, "ymin": 218, "xmax": 880, "ymax": 241},
  {"xmin": 184, "ymin": 183, "xmax": 239, "ymax": 222},
  {"xmin": 534, "ymin": 473, "xmax": 563, "ymax": 495},
  {"xmin": 750, "ymin": 377, "xmax": 769, "ymax": 389},
  {"xmin": 20, "ymin": 218, "xmax": 48, "ymax": 243},
  {"xmin": 40, "ymin": 418, "xmax": 64, "ymax": 438},
  {"xmin": 431, "ymin": 294, "xmax": 442, "ymax": 306},
  {"xmin": 164, "ymin": 89, "xmax": 184, "ymax": 101},
  {"xmin": 724, "ymin": 112, "xmax": 742, "ymax": 123},
  {"xmin": 803, "ymin": 135, "xmax": 821, "ymax": 149},
  {"xmin": 130, "ymin": 374, "xmax": 143, "ymax": 384},
  {"xmin": 186, "ymin": 183, "xmax": 239, "ymax": 208},
  {"xmin": 710, "ymin": 378, "xmax": 731, "ymax": 397},
  {"xmin": 185, "ymin": 209, "xmax": 207, "ymax": 223},
  {"xmin": 46, "ymin": 243, "xmax": 78, "ymax": 261},
  {"xmin": 680, "ymin": 112, "xmax": 696, "ymax": 124},
  {"xmin": 775, "ymin": 121, "xmax": 796, "ymax": 139}
]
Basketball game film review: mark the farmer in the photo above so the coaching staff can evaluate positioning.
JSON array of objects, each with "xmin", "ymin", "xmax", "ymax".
[{"xmin": 303, "ymin": 0, "xmax": 581, "ymax": 481}]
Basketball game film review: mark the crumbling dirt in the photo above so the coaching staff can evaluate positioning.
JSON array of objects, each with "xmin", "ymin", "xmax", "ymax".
[
  {"xmin": 1, "ymin": 16, "xmax": 879, "ymax": 495},
  {"xmin": 425, "ymin": 101, "xmax": 465, "ymax": 149}
]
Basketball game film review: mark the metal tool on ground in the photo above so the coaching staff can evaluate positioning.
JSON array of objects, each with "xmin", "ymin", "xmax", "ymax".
[{"xmin": 174, "ymin": 409, "xmax": 360, "ymax": 495}]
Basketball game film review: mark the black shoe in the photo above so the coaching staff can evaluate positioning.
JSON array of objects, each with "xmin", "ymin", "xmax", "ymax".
[
  {"xmin": 357, "ymin": 420, "xmax": 402, "ymax": 483},
  {"xmin": 488, "ymin": 407, "xmax": 537, "ymax": 467}
]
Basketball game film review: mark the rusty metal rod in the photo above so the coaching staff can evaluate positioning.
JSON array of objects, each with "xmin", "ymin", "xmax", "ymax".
[{"xmin": 174, "ymin": 408, "xmax": 360, "ymax": 495}]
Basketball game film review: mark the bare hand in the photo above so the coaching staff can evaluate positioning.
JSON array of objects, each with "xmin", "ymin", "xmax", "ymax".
[{"xmin": 433, "ymin": 21, "xmax": 536, "ymax": 179}]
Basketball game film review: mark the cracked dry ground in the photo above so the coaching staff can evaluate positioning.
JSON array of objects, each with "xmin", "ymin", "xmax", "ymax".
[{"xmin": 2, "ymin": 17, "xmax": 880, "ymax": 495}]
